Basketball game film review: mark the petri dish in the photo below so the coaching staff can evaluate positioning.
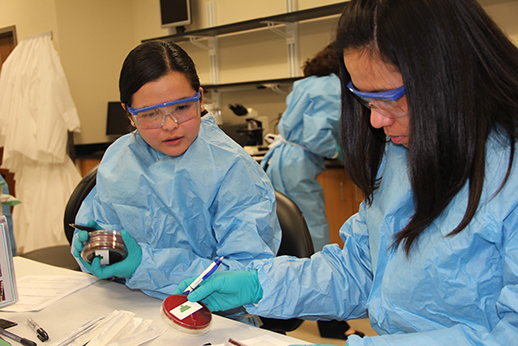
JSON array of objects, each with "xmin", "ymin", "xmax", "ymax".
[
  {"xmin": 81, "ymin": 230, "xmax": 128, "ymax": 265},
  {"xmin": 161, "ymin": 294, "xmax": 212, "ymax": 335}
]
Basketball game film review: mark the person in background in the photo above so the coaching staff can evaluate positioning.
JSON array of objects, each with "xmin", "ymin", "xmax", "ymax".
[
  {"xmin": 71, "ymin": 40, "xmax": 281, "ymax": 323},
  {"xmin": 261, "ymin": 44, "xmax": 363, "ymax": 340},
  {"xmin": 174, "ymin": 0, "xmax": 518, "ymax": 344},
  {"xmin": 262, "ymin": 43, "xmax": 341, "ymax": 253}
]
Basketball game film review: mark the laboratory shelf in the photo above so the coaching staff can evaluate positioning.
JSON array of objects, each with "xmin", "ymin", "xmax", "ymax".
[
  {"xmin": 142, "ymin": 2, "xmax": 348, "ymax": 92},
  {"xmin": 202, "ymin": 77, "xmax": 304, "ymax": 92},
  {"xmin": 142, "ymin": 2, "xmax": 348, "ymax": 43}
]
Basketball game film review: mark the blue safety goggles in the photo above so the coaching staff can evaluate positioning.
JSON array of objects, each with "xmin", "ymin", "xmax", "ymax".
[
  {"xmin": 347, "ymin": 81, "xmax": 406, "ymax": 101},
  {"xmin": 127, "ymin": 89, "xmax": 201, "ymax": 116},
  {"xmin": 126, "ymin": 89, "xmax": 201, "ymax": 129},
  {"xmin": 347, "ymin": 81, "xmax": 407, "ymax": 118}
]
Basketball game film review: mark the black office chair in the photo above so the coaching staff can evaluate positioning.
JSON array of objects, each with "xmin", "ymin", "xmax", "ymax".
[
  {"xmin": 63, "ymin": 167, "xmax": 98, "ymax": 244},
  {"xmin": 259, "ymin": 191, "xmax": 315, "ymax": 334},
  {"xmin": 20, "ymin": 167, "xmax": 98, "ymax": 270}
]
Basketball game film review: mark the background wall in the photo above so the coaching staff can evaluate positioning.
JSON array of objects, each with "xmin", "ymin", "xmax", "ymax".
[
  {"xmin": 0, "ymin": 0, "xmax": 517, "ymax": 145},
  {"xmin": 0, "ymin": 1, "xmax": 59, "ymax": 41}
]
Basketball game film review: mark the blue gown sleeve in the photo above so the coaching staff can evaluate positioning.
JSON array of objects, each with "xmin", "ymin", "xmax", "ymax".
[{"xmin": 246, "ymin": 207, "xmax": 373, "ymax": 321}]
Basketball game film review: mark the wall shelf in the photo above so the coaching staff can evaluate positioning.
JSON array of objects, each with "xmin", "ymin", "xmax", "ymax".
[
  {"xmin": 142, "ymin": 2, "xmax": 348, "ymax": 97},
  {"xmin": 202, "ymin": 77, "xmax": 304, "ymax": 92},
  {"xmin": 142, "ymin": 2, "xmax": 348, "ymax": 43}
]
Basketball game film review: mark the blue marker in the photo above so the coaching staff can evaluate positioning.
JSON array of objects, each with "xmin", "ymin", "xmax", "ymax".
[{"xmin": 183, "ymin": 256, "xmax": 224, "ymax": 295}]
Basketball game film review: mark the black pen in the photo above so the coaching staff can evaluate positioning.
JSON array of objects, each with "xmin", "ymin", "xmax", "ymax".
[
  {"xmin": 27, "ymin": 318, "xmax": 49, "ymax": 342},
  {"xmin": 0, "ymin": 327, "xmax": 36, "ymax": 346},
  {"xmin": 69, "ymin": 223, "xmax": 97, "ymax": 232}
]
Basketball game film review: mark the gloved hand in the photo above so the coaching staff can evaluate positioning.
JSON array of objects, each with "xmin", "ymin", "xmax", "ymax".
[
  {"xmin": 72, "ymin": 219, "xmax": 102, "ymax": 258},
  {"xmin": 336, "ymin": 144, "xmax": 343, "ymax": 162},
  {"xmin": 76, "ymin": 220, "xmax": 142, "ymax": 279},
  {"xmin": 173, "ymin": 270, "xmax": 263, "ymax": 312}
]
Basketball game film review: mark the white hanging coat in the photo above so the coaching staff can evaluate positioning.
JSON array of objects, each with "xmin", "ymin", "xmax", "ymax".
[{"xmin": 0, "ymin": 34, "xmax": 82, "ymax": 253}]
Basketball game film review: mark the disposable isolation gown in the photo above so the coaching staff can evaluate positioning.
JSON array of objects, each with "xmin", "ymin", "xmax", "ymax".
[
  {"xmin": 75, "ymin": 115, "xmax": 281, "ymax": 299},
  {"xmin": 247, "ymin": 132, "xmax": 518, "ymax": 345},
  {"xmin": 261, "ymin": 74, "xmax": 341, "ymax": 251},
  {"xmin": 0, "ymin": 35, "xmax": 81, "ymax": 252}
]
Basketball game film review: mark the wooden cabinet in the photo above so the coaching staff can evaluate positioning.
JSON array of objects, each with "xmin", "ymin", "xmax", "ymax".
[
  {"xmin": 317, "ymin": 167, "xmax": 363, "ymax": 247},
  {"xmin": 79, "ymin": 158, "xmax": 100, "ymax": 177}
]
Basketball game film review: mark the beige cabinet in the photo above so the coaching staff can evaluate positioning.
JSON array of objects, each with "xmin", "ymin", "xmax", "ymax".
[{"xmin": 317, "ymin": 167, "xmax": 363, "ymax": 247}]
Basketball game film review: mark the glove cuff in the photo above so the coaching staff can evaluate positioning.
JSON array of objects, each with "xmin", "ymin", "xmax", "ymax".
[{"xmin": 248, "ymin": 270, "xmax": 263, "ymax": 304}]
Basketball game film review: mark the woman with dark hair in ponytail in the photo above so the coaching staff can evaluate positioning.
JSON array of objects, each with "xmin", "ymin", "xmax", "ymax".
[
  {"xmin": 71, "ymin": 41, "xmax": 281, "ymax": 325},
  {"xmin": 175, "ymin": 0, "xmax": 518, "ymax": 344}
]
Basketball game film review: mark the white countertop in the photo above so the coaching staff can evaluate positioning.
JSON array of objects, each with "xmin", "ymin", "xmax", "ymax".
[{"xmin": 2, "ymin": 257, "xmax": 308, "ymax": 346}]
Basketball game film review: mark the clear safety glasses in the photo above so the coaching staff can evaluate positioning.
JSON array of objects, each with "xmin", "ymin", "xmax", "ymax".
[
  {"xmin": 127, "ymin": 89, "xmax": 201, "ymax": 129},
  {"xmin": 347, "ymin": 81, "xmax": 407, "ymax": 118}
]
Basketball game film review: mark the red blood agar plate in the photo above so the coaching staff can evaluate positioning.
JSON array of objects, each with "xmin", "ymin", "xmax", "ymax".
[{"xmin": 161, "ymin": 294, "xmax": 212, "ymax": 335}]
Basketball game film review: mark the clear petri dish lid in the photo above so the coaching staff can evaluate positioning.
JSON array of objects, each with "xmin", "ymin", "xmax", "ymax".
[{"xmin": 161, "ymin": 294, "xmax": 212, "ymax": 335}]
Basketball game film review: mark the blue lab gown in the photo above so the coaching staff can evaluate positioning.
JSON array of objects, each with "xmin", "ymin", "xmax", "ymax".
[
  {"xmin": 261, "ymin": 74, "xmax": 341, "ymax": 251},
  {"xmin": 75, "ymin": 115, "xmax": 281, "ymax": 299},
  {"xmin": 247, "ymin": 132, "xmax": 518, "ymax": 345}
]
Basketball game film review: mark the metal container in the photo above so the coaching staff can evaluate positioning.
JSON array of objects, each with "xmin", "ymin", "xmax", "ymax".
[{"xmin": 81, "ymin": 230, "xmax": 128, "ymax": 265}]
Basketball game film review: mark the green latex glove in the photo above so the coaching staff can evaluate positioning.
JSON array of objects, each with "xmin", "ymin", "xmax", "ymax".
[
  {"xmin": 173, "ymin": 270, "xmax": 263, "ymax": 312},
  {"xmin": 75, "ymin": 220, "xmax": 142, "ymax": 279},
  {"xmin": 72, "ymin": 219, "xmax": 102, "ymax": 257},
  {"xmin": 73, "ymin": 230, "xmax": 89, "ymax": 257},
  {"xmin": 82, "ymin": 230, "xmax": 142, "ymax": 279},
  {"xmin": 336, "ymin": 144, "xmax": 343, "ymax": 162}
]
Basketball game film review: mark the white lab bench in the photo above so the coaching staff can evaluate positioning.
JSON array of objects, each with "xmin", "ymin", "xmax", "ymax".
[{"xmin": 1, "ymin": 257, "xmax": 308, "ymax": 346}]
